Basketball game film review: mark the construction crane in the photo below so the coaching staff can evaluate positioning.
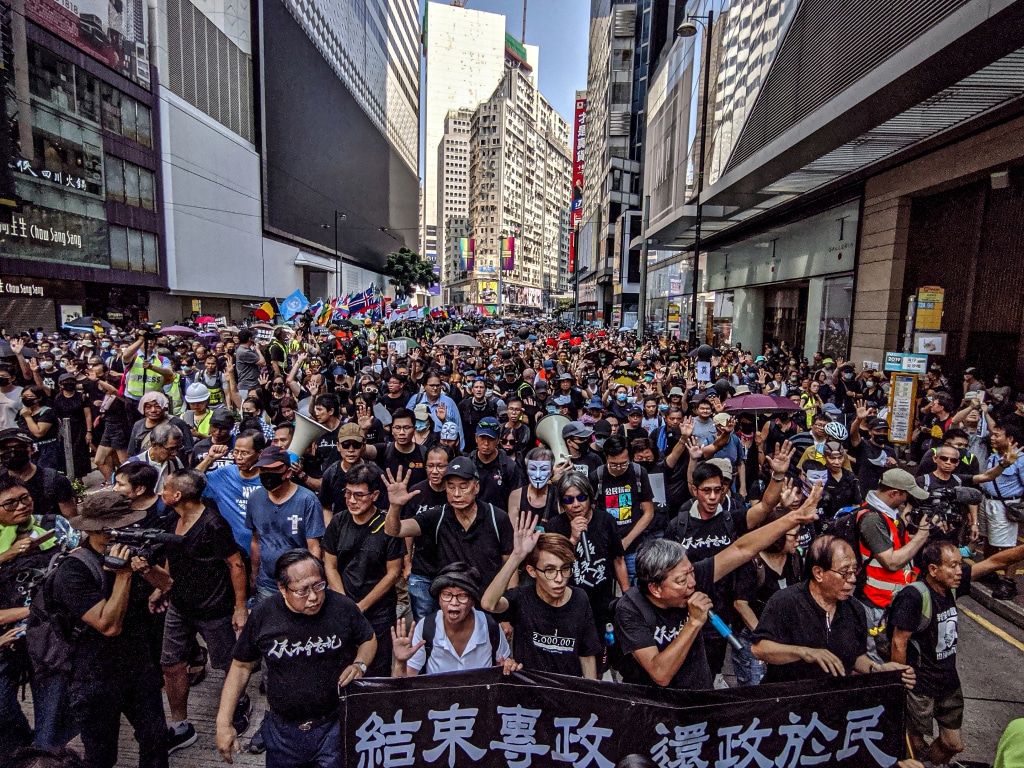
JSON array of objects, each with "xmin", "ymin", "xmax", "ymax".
[{"xmin": 449, "ymin": 0, "xmax": 528, "ymax": 44}]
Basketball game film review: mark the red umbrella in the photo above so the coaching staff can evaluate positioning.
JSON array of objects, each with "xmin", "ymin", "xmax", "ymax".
[
  {"xmin": 195, "ymin": 315, "xmax": 216, "ymax": 324},
  {"xmin": 723, "ymin": 394, "xmax": 803, "ymax": 414}
]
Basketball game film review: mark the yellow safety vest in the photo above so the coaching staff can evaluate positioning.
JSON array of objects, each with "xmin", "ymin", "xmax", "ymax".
[{"xmin": 125, "ymin": 354, "xmax": 169, "ymax": 401}]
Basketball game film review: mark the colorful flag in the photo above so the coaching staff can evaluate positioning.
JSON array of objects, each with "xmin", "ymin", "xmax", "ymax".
[
  {"xmin": 500, "ymin": 237, "xmax": 515, "ymax": 272},
  {"xmin": 253, "ymin": 300, "xmax": 276, "ymax": 321},
  {"xmin": 459, "ymin": 238, "xmax": 475, "ymax": 272},
  {"xmin": 280, "ymin": 290, "xmax": 309, "ymax": 320}
]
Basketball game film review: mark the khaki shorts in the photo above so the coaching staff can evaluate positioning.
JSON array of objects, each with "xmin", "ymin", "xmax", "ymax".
[{"xmin": 906, "ymin": 687, "xmax": 964, "ymax": 735}]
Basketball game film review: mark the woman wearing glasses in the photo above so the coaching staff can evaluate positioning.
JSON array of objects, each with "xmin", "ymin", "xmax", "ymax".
[
  {"xmin": 390, "ymin": 562, "xmax": 519, "ymax": 677},
  {"xmin": 481, "ymin": 512, "xmax": 602, "ymax": 678},
  {"xmin": 545, "ymin": 471, "xmax": 629, "ymax": 667}
]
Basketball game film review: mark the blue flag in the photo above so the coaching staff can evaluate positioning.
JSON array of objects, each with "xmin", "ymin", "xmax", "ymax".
[{"xmin": 280, "ymin": 289, "xmax": 310, "ymax": 320}]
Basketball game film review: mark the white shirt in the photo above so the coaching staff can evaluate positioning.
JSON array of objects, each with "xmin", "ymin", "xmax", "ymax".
[{"xmin": 407, "ymin": 608, "xmax": 510, "ymax": 675}]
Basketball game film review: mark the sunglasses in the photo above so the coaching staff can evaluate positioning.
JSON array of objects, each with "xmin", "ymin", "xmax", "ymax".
[
  {"xmin": 561, "ymin": 493, "xmax": 589, "ymax": 505},
  {"xmin": 339, "ymin": 440, "xmax": 363, "ymax": 450}
]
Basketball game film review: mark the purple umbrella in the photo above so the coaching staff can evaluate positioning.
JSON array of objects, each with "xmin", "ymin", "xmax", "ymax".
[
  {"xmin": 161, "ymin": 325, "xmax": 197, "ymax": 337},
  {"xmin": 723, "ymin": 393, "xmax": 803, "ymax": 414}
]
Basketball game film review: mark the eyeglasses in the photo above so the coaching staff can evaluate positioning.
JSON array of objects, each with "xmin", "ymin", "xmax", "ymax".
[
  {"xmin": 561, "ymin": 493, "xmax": 589, "ymax": 505},
  {"xmin": 535, "ymin": 565, "xmax": 573, "ymax": 580},
  {"xmin": 935, "ymin": 456, "xmax": 958, "ymax": 464},
  {"xmin": 696, "ymin": 485, "xmax": 725, "ymax": 496},
  {"xmin": 607, "ymin": 461, "xmax": 630, "ymax": 469},
  {"xmin": 344, "ymin": 489, "xmax": 374, "ymax": 499},
  {"xmin": 829, "ymin": 566, "xmax": 862, "ymax": 581},
  {"xmin": 340, "ymin": 441, "xmax": 363, "ymax": 450},
  {"xmin": 438, "ymin": 590, "xmax": 471, "ymax": 604},
  {"xmin": 286, "ymin": 580, "xmax": 327, "ymax": 599},
  {"xmin": 426, "ymin": 382, "xmax": 442, "ymax": 389},
  {"xmin": 0, "ymin": 494, "xmax": 33, "ymax": 512},
  {"xmin": 233, "ymin": 449, "xmax": 257, "ymax": 458}
]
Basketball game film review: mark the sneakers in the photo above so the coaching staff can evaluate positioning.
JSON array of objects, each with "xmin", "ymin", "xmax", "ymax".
[
  {"xmin": 167, "ymin": 722, "xmax": 197, "ymax": 754},
  {"xmin": 248, "ymin": 716, "xmax": 267, "ymax": 754},
  {"xmin": 232, "ymin": 693, "xmax": 252, "ymax": 736},
  {"xmin": 992, "ymin": 578, "xmax": 1019, "ymax": 600}
]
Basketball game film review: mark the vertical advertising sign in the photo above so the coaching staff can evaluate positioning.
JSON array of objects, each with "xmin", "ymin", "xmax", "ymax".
[
  {"xmin": 458, "ymin": 237, "xmax": 475, "ymax": 272},
  {"xmin": 568, "ymin": 94, "xmax": 587, "ymax": 274},
  {"xmin": 500, "ymin": 237, "xmax": 515, "ymax": 272}
]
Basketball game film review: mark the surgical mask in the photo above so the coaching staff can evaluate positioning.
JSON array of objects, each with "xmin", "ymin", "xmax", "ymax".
[
  {"xmin": 636, "ymin": 460, "xmax": 654, "ymax": 472},
  {"xmin": 0, "ymin": 448, "xmax": 31, "ymax": 470},
  {"xmin": 40, "ymin": 361, "xmax": 53, "ymax": 370},
  {"xmin": 101, "ymin": 341, "xmax": 110, "ymax": 349},
  {"xmin": 658, "ymin": 404, "xmax": 668, "ymax": 412},
  {"xmin": 616, "ymin": 393, "xmax": 627, "ymax": 403},
  {"xmin": 58, "ymin": 360, "xmax": 66, "ymax": 369},
  {"xmin": 415, "ymin": 419, "xmax": 430, "ymax": 431},
  {"xmin": 546, "ymin": 405, "xmax": 559, "ymax": 414},
  {"xmin": 843, "ymin": 373, "xmax": 853, "ymax": 380},
  {"xmin": 527, "ymin": 460, "xmax": 552, "ymax": 489},
  {"xmin": 259, "ymin": 471, "xmax": 287, "ymax": 491}
]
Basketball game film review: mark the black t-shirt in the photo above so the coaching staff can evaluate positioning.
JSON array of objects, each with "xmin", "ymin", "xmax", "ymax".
[
  {"xmin": 733, "ymin": 554, "xmax": 803, "ymax": 620},
  {"xmin": 653, "ymin": 457, "xmax": 691, "ymax": 514},
  {"xmin": 889, "ymin": 570, "xmax": 971, "ymax": 697},
  {"xmin": 372, "ymin": 442, "xmax": 427, "ymax": 507},
  {"xmin": 664, "ymin": 501, "xmax": 749, "ymax": 563},
  {"xmin": 320, "ymin": 461, "xmax": 360, "ymax": 517},
  {"xmin": 166, "ymin": 506, "xmax": 239, "ymax": 619},
  {"xmin": 322, "ymin": 510, "xmax": 404, "ymax": 621},
  {"xmin": 821, "ymin": 470, "xmax": 864, "ymax": 519},
  {"xmin": 590, "ymin": 464, "xmax": 655, "ymax": 554},
  {"xmin": 412, "ymin": 501, "xmax": 513, "ymax": 587},
  {"xmin": 233, "ymin": 590, "xmax": 374, "ymax": 721},
  {"xmin": 570, "ymin": 451, "xmax": 603, "ymax": 479},
  {"xmin": 764, "ymin": 422, "xmax": 801, "ymax": 461},
  {"xmin": 403, "ymin": 480, "xmax": 447, "ymax": 578},
  {"xmin": 52, "ymin": 545, "xmax": 159, "ymax": 681},
  {"xmin": 303, "ymin": 426, "xmax": 340, "ymax": 479},
  {"xmin": 614, "ymin": 557, "xmax": 716, "ymax": 689},
  {"xmin": 471, "ymin": 450, "xmax": 525, "ymax": 510},
  {"xmin": 190, "ymin": 437, "xmax": 235, "ymax": 470},
  {"xmin": 4, "ymin": 466, "xmax": 74, "ymax": 526},
  {"xmin": 545, "ymin": 511, "xmax": 624, "ymax": 627},
  {"xmin": 493, "ymin": 585, "xmax": 601, "ymax": 677},
  {"xmin": 850, "ymin": 436, "xmax": 896, "ymax": 493},
  {"xmin": 752, "ymin": 581, "xmax": 867, "ymax": 684}
]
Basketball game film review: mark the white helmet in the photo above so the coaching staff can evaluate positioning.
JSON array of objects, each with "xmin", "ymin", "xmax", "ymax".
[
  {"xmin": 185, "ymin": 382, "xmax": 211, "ymax": 403},
  {"xmin": 824, "ymin": 421, "xmax": 848, "ymax": 442}
]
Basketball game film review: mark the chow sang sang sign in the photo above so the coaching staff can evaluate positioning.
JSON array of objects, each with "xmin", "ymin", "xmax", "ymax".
[{"xmin": 342, "ymin": 668, "xmax": 905, "ymax": 768}]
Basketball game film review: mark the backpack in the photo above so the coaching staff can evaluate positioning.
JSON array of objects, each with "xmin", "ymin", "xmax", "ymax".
[
  {"xmin": 820, "ymin": 504, "xmax": 869, "ymax": 565},
  {"xmin": 593, "ymin": 463, "xmax": 645, "ymax": 501},
  {"xmin": 668, "ymin": 497, "xmax": 735, "ymax": 544},
  {"xmin": 751, "ymin": 551, "xmax": 803, "ymax": 591},
  {"xmin": 419, "ymin": 610, "xmax": 502, "ymax": 670},
  {"xmin": 25, "ymin": 547, "xmax": 104, "ymax": 678}
]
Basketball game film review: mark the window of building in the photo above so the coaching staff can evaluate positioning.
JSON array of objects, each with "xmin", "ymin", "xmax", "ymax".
[
  {"xmin": 103, "ymin": 157, "xmax": 155, "ymax": 210},
  {"xmin": 109, "ymin": 225, "xmax": 160, "ymax": 274}
]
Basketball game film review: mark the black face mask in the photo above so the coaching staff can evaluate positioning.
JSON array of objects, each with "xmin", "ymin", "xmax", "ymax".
[
  {"xmin": 61, "ymin": 383, "xmax": 76, "ymax": 392},
  {"xmin": 1, "ymin": 449, "xmax": 31, "ymax": 471},
  {"xmin": 259, "ymin": 471, "xmax": 287, "ymax": 491},
  {"xmin": 0, "ymin": 376, "xmax": 10, "ymax": 387},
  {"xmin": 636, "ymin": 460, "xmax": 654, "ymax": 471}
]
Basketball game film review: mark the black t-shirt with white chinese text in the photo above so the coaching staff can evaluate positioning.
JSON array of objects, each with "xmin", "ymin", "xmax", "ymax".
[
  {"xmin": 614, "ymin": 557, "xmax": 716, "ymax": 689},
  {"xmin": 492, "ymin": 585, "xmax": 601, "ymax": 677},
  {"xmin": 545, "ymin": 511, "xmax": 624, "ymax": 627},
  {"xmin": 232, "ymin": 590, "xmax": 374, "ymax": 721}
]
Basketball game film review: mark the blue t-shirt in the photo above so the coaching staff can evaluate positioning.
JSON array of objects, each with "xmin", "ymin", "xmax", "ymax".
[
  {"xmin": 204, "ymin": 465, "xmax": 263, "ymax": 554},
  {"xmin": 245, "ymin": 485, "xmax": 326, "ymax": 588}
]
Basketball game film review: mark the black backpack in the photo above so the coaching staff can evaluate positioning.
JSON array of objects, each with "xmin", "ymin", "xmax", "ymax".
[
  {"xmin": 419, "ymin": 610, "xmax": 502, "ymax": 669},
  {"xmin": 25, "ymin": 547, "xmax": 104, "ymax": 678}
]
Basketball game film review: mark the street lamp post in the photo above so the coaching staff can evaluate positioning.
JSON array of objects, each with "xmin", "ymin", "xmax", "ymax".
[
  {"xmin": 677, "ymin": 10, "xmax": 713, "ymax": 348},
  {"xmin": 321, "ymin": 211, "xmax": 347, "ymax": 298}
]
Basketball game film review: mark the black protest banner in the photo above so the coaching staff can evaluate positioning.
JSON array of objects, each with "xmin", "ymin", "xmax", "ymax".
[{"xmin": 342, "ymin": 668, "xmax": 905, "ymax": 768}]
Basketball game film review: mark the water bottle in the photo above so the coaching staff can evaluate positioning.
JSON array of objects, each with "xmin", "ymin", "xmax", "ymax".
[{"xmin": 604, "ymin": 623, "xmax": 615, "ymax": 647}]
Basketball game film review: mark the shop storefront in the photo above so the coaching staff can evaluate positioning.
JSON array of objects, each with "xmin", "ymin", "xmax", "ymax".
[{"xmin": 704, "ymin": 202, "xmax": 858, "ymax": 358}]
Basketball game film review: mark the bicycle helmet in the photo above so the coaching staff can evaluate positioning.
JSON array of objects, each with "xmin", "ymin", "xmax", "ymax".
[{"xmin": 824, "ymin": 422, "xmax": 849, "ymax": 441}]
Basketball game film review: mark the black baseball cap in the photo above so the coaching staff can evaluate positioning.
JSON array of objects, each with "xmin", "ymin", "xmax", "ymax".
[
  {"xmin": 252, "ymin": 445, "xmax": 292, "ymax": 469},
  {"xmin": 444, "ymin": 456, "xmax": 479, "ymax": 480}
]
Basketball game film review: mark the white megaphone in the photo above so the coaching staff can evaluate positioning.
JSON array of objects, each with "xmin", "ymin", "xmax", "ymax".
[
  {"xmin": 535, "ymin": 414, "xmax": 571, "ymax": 467},
  {"xmin": 289, "ymin": 411, "xmax": 332, "ymax": 457}
]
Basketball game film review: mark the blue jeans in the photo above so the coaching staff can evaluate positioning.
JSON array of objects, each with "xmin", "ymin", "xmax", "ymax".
[
  {"xmin": 0, "ymin": 651, "xmax": 32, "ymax": 750},
  {"xmin": 408, "ymin": 573, "xmax": 437, "ymax": 621},
  {"xmin": 32, "ymin": 672, "xmax": 77, "ymax": 748},
  {"xmin": 732, "ymin": 631, "xmax": 765, "ymax": 687},
  {"xmin": 624, "ymin": 553, "xmax": 637, "ymax": 585},
  {"xmin": 263, "ymin": 710, "xmax": 339, "ymax": 768}
]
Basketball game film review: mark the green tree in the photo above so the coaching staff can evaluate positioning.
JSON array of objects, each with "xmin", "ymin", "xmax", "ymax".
[
  {"xmin": 384, "ymin": 247, "xmax": 438, "ymax": 299},
  {"xmin": 555, "ymin": 297, "xmax": 575, "ymax": 315}
]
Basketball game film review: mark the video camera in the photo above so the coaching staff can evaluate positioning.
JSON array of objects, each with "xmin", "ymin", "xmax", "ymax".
[
  {"xmin": 906, "ymin": 485, "xmax": 982, "ymax": 535},
  {"xmin": 103, "ymin": 528, "xmax": 183, "ymax": 569}
]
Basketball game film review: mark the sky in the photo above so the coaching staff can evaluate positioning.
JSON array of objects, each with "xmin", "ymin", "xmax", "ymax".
[{"xmin": 416, "ymin": 0, "xmax": 590, "ymax": 123}]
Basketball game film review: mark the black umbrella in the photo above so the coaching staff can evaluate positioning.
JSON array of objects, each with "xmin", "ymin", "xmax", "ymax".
[{"xmin": 64, "ymin": 316, "xmax": 112, "ymax": 331}]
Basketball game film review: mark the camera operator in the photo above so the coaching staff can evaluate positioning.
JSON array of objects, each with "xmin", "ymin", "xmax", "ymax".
[
  {"xmin": 158, "ymin": 470, "xmax": 250, "ymax": 753},
  {"xmin": 914, "ymin": 446, "xmax": 983, "ymax": 546},
  {"xmin": 51, "ymin": 491, "xmax": 173, "ymax": 768}
]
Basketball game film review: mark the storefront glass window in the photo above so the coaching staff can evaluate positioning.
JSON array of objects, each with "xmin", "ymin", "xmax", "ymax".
[{"xmin": 820, "ymin": 275, "xmax": 854, "ymax": 358}]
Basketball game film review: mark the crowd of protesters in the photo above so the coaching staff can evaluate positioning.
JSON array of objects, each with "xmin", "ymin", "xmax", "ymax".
[{"xmin": 0, "ymin": 317, "xmax": 1022, "ymax": 768}]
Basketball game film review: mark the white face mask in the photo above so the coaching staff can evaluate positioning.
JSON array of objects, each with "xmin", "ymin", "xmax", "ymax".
[{"xmin": 527, "ymin": 460, "xmax": 552, "ymax": 489}]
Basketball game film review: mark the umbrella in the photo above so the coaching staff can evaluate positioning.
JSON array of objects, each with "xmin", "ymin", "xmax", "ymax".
[
  {"xmin": 199, "ymin": 332, "xmax": 219, "ymax": 340},
  {"xmin": 250, "ymin": 322, "xmax": 273, "ymax": 330},
  {"xmin": 161, "ymin": 325, "xmax": 197, "ymax": 337},
  {"xmin": 436, "ymin": 333, "xmax": 481, "ymax": 348},
  {"xmin": 388, "ymin": 336, "xmax": 421, "ymax": 350},
  {"xmin": 723, "ymin": 394, "xmax": 803, "ymax": 414},
  {"xmin": 195, "ymin": 315, "xmax": 216, "ymax": 324},
  {"xmin": 63, "ymin": 316, "xmax": 112, "ymax": 331}
]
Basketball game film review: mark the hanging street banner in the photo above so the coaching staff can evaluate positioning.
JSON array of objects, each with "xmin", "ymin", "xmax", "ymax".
[
  {"xmin": 341, "ymin": 668, "xmax": 905, "ymax": 768},
  {"xmin": 568, "ymin": 93, "xmax": 587, "ymax": 274}
]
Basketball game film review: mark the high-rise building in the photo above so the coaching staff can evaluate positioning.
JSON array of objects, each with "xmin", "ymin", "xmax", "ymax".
[
  {"xmin": 577, "ymin": 0, "xmax": 670, "ymax": 324},
  {"xmin": 438, "ymin": 108, "xmax": 473, "ymax": 294},
  {"xmin": 445, "ymin": 68, "xmax": 571, "ymax": 315},
  {"xmin": 422, "ymin": 2, "xmax": 509, "ymax": 280}
]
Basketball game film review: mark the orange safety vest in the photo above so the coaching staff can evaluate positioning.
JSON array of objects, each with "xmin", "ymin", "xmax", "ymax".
[{"xmin": 858, "ymin": 506, "xmax": 918, "ymax": 609}]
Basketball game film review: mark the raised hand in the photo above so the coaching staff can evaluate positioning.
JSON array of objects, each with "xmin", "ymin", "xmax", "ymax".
[
  {"xmin": 790, "ymin": 481, "xmax": 823, "ymax": 524},
  {"xmin": 391, "ymin": 618, "xmax": 426, "ymax": 664},
  {"xmin": 779, "ymin": 479, "xmax": 800, "ymax": 509},
  {"xmin": 767, "ymin": 440, "xmax": 795, "ymax": 475},
  {"xmin": 512, "ymin": 512, "xmax": 542, "ymax": 560},
  {"xmin": 686, "ymin": 436, "xmax": 704, "ymax": 462},
  {"xmin": 435, "ymin": 402, "xmax": 447, "ymax": 422},
  {"xmin": 9, "ymin": 338, "xmax": 23, "ymax": 356},
  {"xmin": 258, "ymin": 372, "xmax": 270, "ymax": 388},
  {"xmin": 208, "ymin": 443, "xmax": 230, "ymax": 461},
  {"xmin": 357, "ymin": 404, "xmax": 374, "ymax": 430},
  {"xmin": 679, "ymin": 415, "xmax": 695, "ymax": 439},
  {"xmin": 382, "ymin": 466, "xmax": 420, "ymax": 507}
]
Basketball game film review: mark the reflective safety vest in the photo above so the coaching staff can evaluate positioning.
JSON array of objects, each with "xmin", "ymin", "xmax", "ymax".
[
  {"xmin": 125, "ymin": 354, "xmax": 170, "ymax": 401},
  {"xmin": 858, "ymin": 506, "xmax": 918, "ymax": 609},
  {"xmin": 166, "ymin": 374, "xmax": 185, "ymax": 415}
]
